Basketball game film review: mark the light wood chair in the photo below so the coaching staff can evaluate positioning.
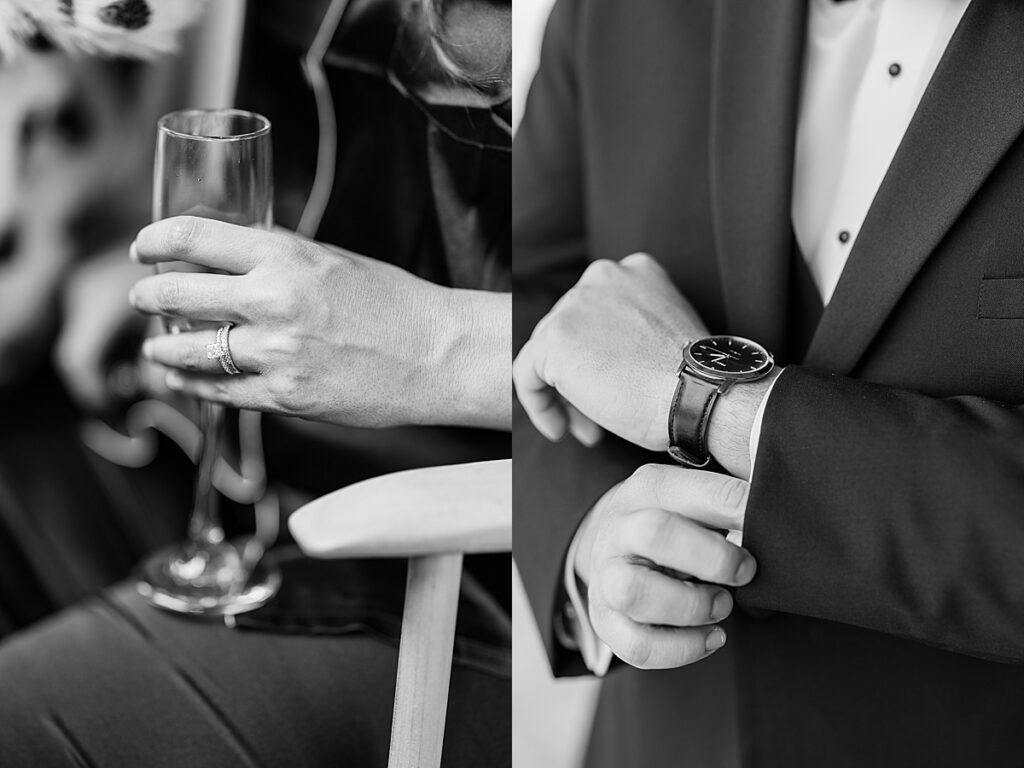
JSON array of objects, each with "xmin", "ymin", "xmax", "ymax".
[{"xmin": 289, "ymin": 459, "xmax": 512, "ymax": 768}]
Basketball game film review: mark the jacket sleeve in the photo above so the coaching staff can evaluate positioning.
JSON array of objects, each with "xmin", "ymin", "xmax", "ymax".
[
  {"xmin": 512, "ymin": 0, "xmax": 653, "ymax": 677},
  {"xmin": 739, "ymin": 365, "xmax": 1024, "ymax": 663}
]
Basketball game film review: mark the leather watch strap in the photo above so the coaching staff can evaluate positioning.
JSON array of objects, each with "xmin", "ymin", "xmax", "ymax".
[{"xmin": 667, "ymin": 372, "xmax": 722, "ymax": 467}]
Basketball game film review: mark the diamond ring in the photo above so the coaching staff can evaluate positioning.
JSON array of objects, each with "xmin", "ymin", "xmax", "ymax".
[{"xmin": 206, "ymin": 323, "xmax": 242, "ymax": 376}]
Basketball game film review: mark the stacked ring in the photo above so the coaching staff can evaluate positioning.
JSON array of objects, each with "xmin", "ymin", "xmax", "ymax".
[{"xmin": 206, "ymin": 323, "xmax": 242, "ymax": 375}]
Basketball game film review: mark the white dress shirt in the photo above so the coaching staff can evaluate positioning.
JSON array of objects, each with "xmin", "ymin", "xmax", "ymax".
[{"xmin": 564, "ymin": 0, "xmax": 972, "ymax": 676}]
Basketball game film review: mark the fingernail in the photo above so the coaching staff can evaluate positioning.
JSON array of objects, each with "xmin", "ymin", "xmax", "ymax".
[
  {"xmin": 710, "ymin": 591, "xmax": 732, "ymax": 622},
  {"xmin": 140, "ymin": 340, "xmax": 152, "ymax": 358},
  {"xmin": 706, "ymin": 627, "xmax": 726, "ymax": 653},
  {"xmin": 165, "ymin": 371, "xmax": 183, "ymax": 390},
  {"xmin": 539, "ymin": 423, "xmax": 567, "ymax": 443},
  {"xmin": 127, "ymin": 289, "xmax": 137, "ymax": 307},
  {"xmin": 128, "ymin": 241, "xmax": 139, "ymax": 262},
  {"xmin": 735, "ymin": 556, "xmax": 757, "ymax": 584}
]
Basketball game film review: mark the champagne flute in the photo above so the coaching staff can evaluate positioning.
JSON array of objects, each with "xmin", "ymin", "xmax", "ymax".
[{"xmin": 137, "ymin": 108, "xmax": 280, "ymax": 615}]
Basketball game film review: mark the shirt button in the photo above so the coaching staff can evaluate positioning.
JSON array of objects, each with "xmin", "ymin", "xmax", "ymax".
[
  {"xmin": 838, "ymin": 230, "xmax": 851, "ymax": 244},
  {"xmin": 888, "ymin": 62, "xmax": 902, "ymax": 77}
]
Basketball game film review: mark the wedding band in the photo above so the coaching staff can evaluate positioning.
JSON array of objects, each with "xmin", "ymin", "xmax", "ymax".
[{"xmin": 206, "ymin": 323, "xmax": 242, "ymax": 375}]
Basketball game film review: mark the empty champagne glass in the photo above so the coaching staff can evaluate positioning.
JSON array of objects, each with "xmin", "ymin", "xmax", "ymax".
[{"xmin": 137, "ymin": 108, "xmax": 280, "ymax": 615}]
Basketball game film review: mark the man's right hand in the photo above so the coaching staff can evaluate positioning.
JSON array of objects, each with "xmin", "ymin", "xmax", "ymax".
[{"xmin": 574, "ymin": 463, "xmax": 756, "ymax": 669}]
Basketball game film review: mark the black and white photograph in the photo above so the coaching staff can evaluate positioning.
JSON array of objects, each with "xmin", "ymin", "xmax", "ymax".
[
  {"xmin": 513, "ymin": 0, "xmax": 1024, "ymax": 766},
  {"xmin": 2, "ymin": 0, "xmax": 1024, "ymax": 765},
  {"xmin": 0, "ymin": 1, "xmax": 510, "ymax": 766}
]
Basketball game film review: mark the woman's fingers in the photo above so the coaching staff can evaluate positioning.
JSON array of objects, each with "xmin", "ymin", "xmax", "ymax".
[
  {"xmin": 162, "ymin": 368, "xmax": 309, "ymax": 418},
  {"xmin": 130, "ymin": 272, "xmax": 249, "ymax": 323},
  {"xmin": 163, "ymin": 370, "xmax": 266, "ymax": 410},
  {"xmin": 142, "ymin": 326, "xmax": 262, "ymax": 375},
  {"xmin": 133, "ymin": 216, "xmax": 296, "ymax": 274}
]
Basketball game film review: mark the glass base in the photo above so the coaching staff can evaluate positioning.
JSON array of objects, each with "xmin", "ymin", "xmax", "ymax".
[{"xmin": 136, "ymin": 539, "xmax": 281, "ymax": 616}]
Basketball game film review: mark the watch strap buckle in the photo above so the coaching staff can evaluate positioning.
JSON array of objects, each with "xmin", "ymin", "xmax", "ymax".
[{"xmin": 667, "ymin": 445, "xmax": 712, "ymax": 468}]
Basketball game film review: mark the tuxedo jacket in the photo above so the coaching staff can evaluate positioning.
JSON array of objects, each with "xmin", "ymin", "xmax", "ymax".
[{"xmin": 513, "ymin": 0, "xmax": 1024, "ymax": 765}]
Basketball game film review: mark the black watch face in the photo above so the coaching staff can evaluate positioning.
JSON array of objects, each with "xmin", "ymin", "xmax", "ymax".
[{"xmin": 685, "ymin": 336, "xmax": 772, "ymax": 379}]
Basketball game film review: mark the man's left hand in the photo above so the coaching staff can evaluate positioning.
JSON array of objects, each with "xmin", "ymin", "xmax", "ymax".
[{"xmin": 514, "ymin": 252, "xmax": 707, "ymax": 451}]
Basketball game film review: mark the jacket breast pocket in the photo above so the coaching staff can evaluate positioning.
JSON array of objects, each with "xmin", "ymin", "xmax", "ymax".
[{"xmin": 978, "ymin": 276, "xmax": 1024, "ymax": 319}]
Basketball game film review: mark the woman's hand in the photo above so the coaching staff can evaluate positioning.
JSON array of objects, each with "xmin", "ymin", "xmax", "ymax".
[
  {"xmin": 129, "ymin": 216, "xmax": 510, "ymax": 430},
  {"xmin": 55, "ymin": 243, "xmax": 151, "ymax": 411}
]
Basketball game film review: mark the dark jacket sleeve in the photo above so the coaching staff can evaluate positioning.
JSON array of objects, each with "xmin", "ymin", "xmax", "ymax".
[
  {"xmin": 740, "ymin": 365, "xmax": 1024, "ymax": 663},
  {"xmin": 512, "ymin": 0, "xmax": 653, "ymax": 677}
]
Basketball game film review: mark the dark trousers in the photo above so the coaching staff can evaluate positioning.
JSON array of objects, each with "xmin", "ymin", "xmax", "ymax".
[
  {"xmin": 0, "ymin": 581, "xmax": 510, "ymax": 767},
  {"xmin": 0, "ymin": 376, "xmax": 511, "ymax": 767}
]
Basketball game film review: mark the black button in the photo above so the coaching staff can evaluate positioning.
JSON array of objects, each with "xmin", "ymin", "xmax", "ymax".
[
  {"xmin": 838, "ymin": 230, "xmax": 851, "ymax": 244},
  {"xmin": 888, "ymin": 62, "xmax": 902, "ymax": 77}
]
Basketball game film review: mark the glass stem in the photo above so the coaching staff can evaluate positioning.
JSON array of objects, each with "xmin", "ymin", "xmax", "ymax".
[{"xmin": 187, "ymin": 401, "xmax": 226, "ymax": 545}]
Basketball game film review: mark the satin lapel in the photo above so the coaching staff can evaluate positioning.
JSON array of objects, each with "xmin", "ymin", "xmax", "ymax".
[
  {"xmin": 710, "ymin": 0, "xmax": 807, "ymax": 357},
  {"xmin": 805, "ymin": 0, "xmax": 1024, "ymax": 374}
]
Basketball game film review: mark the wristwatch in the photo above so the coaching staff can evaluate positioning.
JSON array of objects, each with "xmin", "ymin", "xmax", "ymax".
[{"xmin": 667, "ymin": 335, "xmax": 774, "ymax": 468}]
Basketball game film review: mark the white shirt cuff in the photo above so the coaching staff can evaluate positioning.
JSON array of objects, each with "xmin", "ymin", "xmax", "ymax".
[
  {"xmin": 729, "ymin": 369, "xmax": 785, "ymax": 547},
  {"xmin": 561, "ymin": 524, "xmax": 614, "ymax": 676}
]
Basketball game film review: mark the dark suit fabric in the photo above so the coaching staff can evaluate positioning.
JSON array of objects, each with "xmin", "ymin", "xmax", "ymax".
[
  {"xmin": 0, "ymin": 575, "xmax": 509, "ymax": 768},
  {"xmin": 513, "ymin": 0, "xmax": 1024, "ymax": 765}
]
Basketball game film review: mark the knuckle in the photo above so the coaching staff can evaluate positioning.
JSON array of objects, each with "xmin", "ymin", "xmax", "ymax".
[
  {"xmin": 621, "ymin": 251, "xmax": 654, "ymax": 268},
  {"xmin": 620, "ymin": 633, "xmax": 654, "ymax": 669},
  {"xmin": 269, "ymin": 283, "xmax": 300, "ymax": 319},
  {"xmin": 637, "ymin": 507, "xmax": 675, "ymax": 551},
  {"xmin": 680, "ymin": 638, "xmax": 708, "ymax": 667},
  {"xmin": 180, "ymin": 342, "xmax": 206, "ymax": 370},
  {"xmin": 545, "ymin": 304, "xmax": 571, "ymax": 336},
  {"xmin": 604, "ymin": 568, "xmax": 647, "ymax": 613},
  {"xmin": 168, "ymin": 216, "xmax": 201, "ymax": 255},
  {"xmin": 292, "ymin": 238, "xmax": 322, "ymax": 266},
  {"xmin": 266, "ymin": 370, "xmax": 314, "ymax": 414},
  {"xmin": 264, "ymin": 331, "xmax": 301, "ymax": 360},
  {"xmin": 682, "ymin": 586, "xmax": 714, "ymax": 622},
  {"xmin": 713, "ymin": 476, "xmax": 750, "ymax": 515},
  {"xmin": 705, "ymin": 542, "xmax": 741, "ymax": 582},
  {"xmin": 246, "ymin": 280, "xmax": 284, "ymax": 318},
  {"xmin": 252, "ymin": 237, "xmax": 287, "ymax": 269},
  {"xmin": 582, "ymin": 258, "xmax": 618, "ymax": 283},
  {"xmin": 155, "ymin": 277, "xmax": 184, "ymax": 312},
  {"xmin": 629, "ymin": 463, "xmax": 664, "ymax": 493},
  {"xmin": 306, "ymin": 285, "xmax": 335, "ymax": 329}
]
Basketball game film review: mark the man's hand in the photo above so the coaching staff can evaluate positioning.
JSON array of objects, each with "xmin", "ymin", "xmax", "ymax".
[
  {"xmin": 574, "ymin": 463, "xmax": 755, "ymax": 669},
  {"xmin": 513, "ymin": 252, "xmax": 707, "ymax": 451}
]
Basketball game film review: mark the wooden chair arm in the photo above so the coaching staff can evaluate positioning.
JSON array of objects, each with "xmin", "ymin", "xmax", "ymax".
[
  {"xmin": 288, "ymin": 459, "xmax": 511, "ymax": 768},
  {"xmin": 288, "ymin": 459, "xmax": 511, "ymax": 558}
]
